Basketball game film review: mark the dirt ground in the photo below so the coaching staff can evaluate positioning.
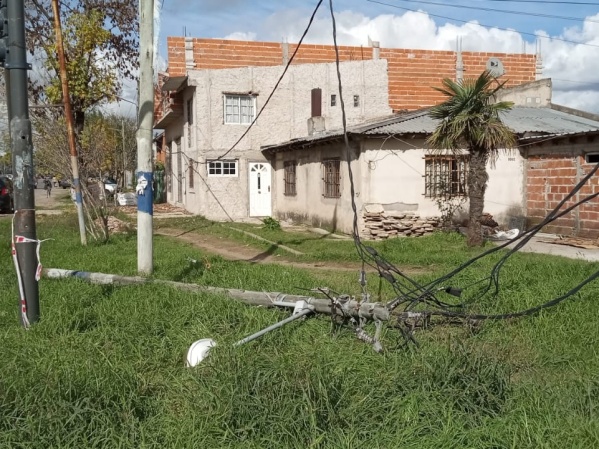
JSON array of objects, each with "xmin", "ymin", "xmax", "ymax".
[
  {"xmin": 155, "ymin": 227, "xmax": 429, "ymax": 275},
  {"xmin": 17, "ymin": 188, "xmax": 599, "ymax": 264}
]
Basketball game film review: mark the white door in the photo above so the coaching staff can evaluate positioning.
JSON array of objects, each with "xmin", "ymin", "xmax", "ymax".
[{"xmin": 249, "ymin": 162, "xmax": 272, "ymax": 217}]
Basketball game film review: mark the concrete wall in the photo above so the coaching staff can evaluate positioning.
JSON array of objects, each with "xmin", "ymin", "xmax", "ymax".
[
  {"xmin": 272, "ymin": 142, "xmax": 362, "ymax": 233},
  {"xmin": 495, "ymin": 78, "xmax": 552, "ymax": 107},
  {"xmin": 360, "ymin": 139, "xmax": 525, "ymax": 226},
  {"xmin": 268, "ymin": 137, "xmax": 525, "ymax": 235},
  {"xmin": 523, "ymin": 137, "xmax": 599, "ymax": 237},
  {"xmin": 164, "ymin": 59, "xmax": 391, "ymax": 220}
]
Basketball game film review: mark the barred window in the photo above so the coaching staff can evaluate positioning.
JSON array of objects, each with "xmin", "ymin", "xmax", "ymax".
[
  {"xmin": 284, "ymin": 161, "xmax": 296, "ymax": 196},
  {"xmin": 424, "ymin": 155, "xmax": 468, "ymax": 199},
  {"xmin": 322, "ymin": 159, "xmax": 341, "ymax": 198},
  {"xmin": 208, "ymin": 160, "xmax": 238, "ymax": 177}
]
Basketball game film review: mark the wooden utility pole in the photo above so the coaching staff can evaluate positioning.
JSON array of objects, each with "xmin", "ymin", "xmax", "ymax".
[
  {"xmin": 4, "ymin": 0, "xmax": 40, "ymax": 326},
  {"xmin": 51, "ymin": 0, "xmax": 86, "ymax": 245},
  {"xmin": 136, "ymin": 0, "xmax": 154, "ymax": 274}
]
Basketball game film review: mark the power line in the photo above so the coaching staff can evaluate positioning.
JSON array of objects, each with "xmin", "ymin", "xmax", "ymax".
[
  {"xmin": 471, "ymin": 0, "xmax": 599, "ymax": 4},
  {"xmin": 211, "ymin": 0, "xmax": 324, "ymax": 162},
  {"xmin": 391, "ymin": 0, "xmax": 599, "ymax": 23},
  {"xmin": 367, "ymin": 0, "xmax": 599, "ymax": 49}
]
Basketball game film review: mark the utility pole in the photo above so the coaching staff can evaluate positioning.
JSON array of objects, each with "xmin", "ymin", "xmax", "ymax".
[
  {"xmin": 137, "ymin": 0, "xmax": 154, "ymax": 274},
  {"xmin": 122, "ymin": 119, "xmax": 126, "ymax": 189},
  {"xmin": 51, "ymin": 0, "xmax": 86, "ymax": 245},
  {"xmin": 2, "ymin": 0, "xmax": 40, "ymax": 326}
]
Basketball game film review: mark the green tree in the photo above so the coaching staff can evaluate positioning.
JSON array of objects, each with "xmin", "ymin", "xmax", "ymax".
[
  {"xmin": 26, "ymin": 0, "xmax": 138, "ymax": 132},
  {"xmin": 427, "ymin": 71, "xmax": 516, "ymax": 246}
]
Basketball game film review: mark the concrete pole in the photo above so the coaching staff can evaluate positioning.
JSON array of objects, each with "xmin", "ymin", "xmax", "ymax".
[
  {"xmin": 51, "ymin": 0, "xmax": 86, "ymax": 245},
  {"xmin": 137, "ymin": 0, "xmax": 154, "ymax": 274},
  {"xmin": 122, "ymin": 119, "xmax": 126, "ymax": 189},
  {"xmin": 7, "ymin": 0, "xmax": 39, "ymax": 326}
]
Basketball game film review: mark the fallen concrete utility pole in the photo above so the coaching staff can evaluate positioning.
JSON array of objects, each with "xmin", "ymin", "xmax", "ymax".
[{"xmin": 43, "ymin": 268, "xmax": 392, "ymax": 322}]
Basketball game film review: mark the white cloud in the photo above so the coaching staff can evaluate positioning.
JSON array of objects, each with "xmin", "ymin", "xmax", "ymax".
[
  {"xmin": 224, "ymin": 31, "xmax": 257, "ymax": 41},
  {"xmin": 256, "ymin": 8, "xmax": 599, "ymax": 113}
]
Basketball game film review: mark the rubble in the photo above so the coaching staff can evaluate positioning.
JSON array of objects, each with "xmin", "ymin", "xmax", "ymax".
[
  {"xmin": 94, "ymin": 216, "xmax": 135, "ymax": 234},
  {"xmin": 361, "ymin": 211, "xmax": 440, "ymax": 240}
]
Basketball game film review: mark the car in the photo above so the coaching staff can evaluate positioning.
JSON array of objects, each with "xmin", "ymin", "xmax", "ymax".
[
  {"xmin": 0, "ymin": 175, "xmax": 14, "ymax": 214},
  {"xmin": 59, "ymin": 179, "xmax": 71, "ymax": 189},
  {"xmin": 102, "ymin": 177, "xmax": 119, "ymax": 196}
]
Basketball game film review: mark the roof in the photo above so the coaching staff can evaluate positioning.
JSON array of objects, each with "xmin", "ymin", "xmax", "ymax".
[{"xmin": 261, "ymin": 104, "xmax": 599, "ymax": 153}]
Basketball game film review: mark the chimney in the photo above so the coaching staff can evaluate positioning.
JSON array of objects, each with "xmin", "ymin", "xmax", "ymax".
[{"xmin": 308, "ymin": 88, "xmax": 325, "ymax": 136}]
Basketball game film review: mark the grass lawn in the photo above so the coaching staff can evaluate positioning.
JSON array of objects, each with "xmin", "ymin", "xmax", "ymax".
[{"xmin": 1, "ymin": 213, "xmax": 599, "ymax": 448}]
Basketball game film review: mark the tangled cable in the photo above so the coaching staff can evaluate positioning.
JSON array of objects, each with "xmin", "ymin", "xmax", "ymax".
[{"xmin": 328, "ymin": 0, "xmax": 599, "ymax": 347}]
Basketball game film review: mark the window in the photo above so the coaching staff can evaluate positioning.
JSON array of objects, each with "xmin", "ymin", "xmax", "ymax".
[
  {"xmin": 331, "ymin": 94, "xmax": 337, "ymax": 107},
  {"xmin": 284, "ymin": 161, "xmax": 297, "ymax": 196},
  {"xmin": 188, "ymin": 159, "xmax": 194, "ymax": 189},
  {"xmin": 353, "ymin": 95, "xmax": 360, "ymax": 107},
  {"xmin": 586, "ymin": 153, "xmax": 599, "ymax": 164},
  {"xmin": 424, "ymin": 155, "xmax": 468, "ymax": 198},
  {"xmin": 224, "ymin": 94, "xmax": 256, "ymax": 124},
  {"xmin": 322, "ymin": 159, "xmax": 341, "ymax": 198},
  {"xmin": 208, "ymin": 160, "xmax": 238, "ymax": 177}
]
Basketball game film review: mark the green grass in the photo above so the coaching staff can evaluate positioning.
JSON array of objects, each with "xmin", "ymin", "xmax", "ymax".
[{"xmin": 2, "ymin": 214, "xmax": 599, "ymax": 447}]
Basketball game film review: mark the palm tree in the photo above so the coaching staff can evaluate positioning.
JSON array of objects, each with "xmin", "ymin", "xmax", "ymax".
[{"xmin": 427, "ymin": 71, "xmax": 516, "ymax": 246}]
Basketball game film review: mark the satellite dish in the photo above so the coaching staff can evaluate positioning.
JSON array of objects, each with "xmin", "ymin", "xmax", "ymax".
[{"xmin": 486, "ymin": 57, "xmax": 505, "ymax": 77}]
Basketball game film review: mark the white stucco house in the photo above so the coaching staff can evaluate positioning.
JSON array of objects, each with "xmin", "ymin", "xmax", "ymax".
[
  {"xmin": 261, "ymin": 79, "xmax": 599, "ymax": 237},
  {"xmin": 154, "ymin": 59, "xmax": 392, "ymax": 220}
]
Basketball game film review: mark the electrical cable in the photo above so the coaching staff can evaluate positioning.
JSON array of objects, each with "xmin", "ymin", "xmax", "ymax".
[
  {"xmin": 390, "ymin": 0, "xmax": 599, "ymax": 24},
  {"xmin": 329, "ymin": 0, "xmax": 599, "ymax": 344},
  {"xmin": 367, "ymin": 0, "xmax": 599, "ymax": 49},
  {"xmin": 209, "ymin": 0, "xmax": 324, "ymax": 163}
]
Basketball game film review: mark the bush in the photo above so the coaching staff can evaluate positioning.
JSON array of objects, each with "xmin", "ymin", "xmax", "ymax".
[{"xmin": 261, "ymin": 217, "xmax": 281, "ymax": 231}]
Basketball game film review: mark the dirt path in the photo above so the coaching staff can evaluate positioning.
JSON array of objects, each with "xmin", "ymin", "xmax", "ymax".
[
  {"xmin": 155, "ymin": 227, "xmax": 428, "ymax": 275},
  {"xmin": 35, "ymin": 185, "xmax": 70, "ymax": 211}
]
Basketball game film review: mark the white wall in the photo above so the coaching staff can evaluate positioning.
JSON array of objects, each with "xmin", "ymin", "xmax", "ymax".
[
  {"xmin": 272, "ymin": 142, "xmax": 362, "ymax": 233},
  {"xmin": 164, "ymin": 59, "xmax": 391, "ymax": 220},
  {"xmin": 361, "ymin": 139, "xmax": 525, "ymax": 224}
]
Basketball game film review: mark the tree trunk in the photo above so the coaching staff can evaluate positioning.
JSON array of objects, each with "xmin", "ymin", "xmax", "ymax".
[{"xmin": 466, "ymin": 150, "xmax": 489, "ymax": 246}]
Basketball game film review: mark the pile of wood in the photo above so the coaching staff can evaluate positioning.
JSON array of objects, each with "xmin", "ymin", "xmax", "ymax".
[{"xmin": 362, "ymin": 211, "xmax": 439, "ymax": 240}]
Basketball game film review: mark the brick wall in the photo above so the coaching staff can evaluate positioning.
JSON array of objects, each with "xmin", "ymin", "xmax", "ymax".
[
  {"xmin": 165, "ymin": 37, "xmax": 536, "ymax": 112},
  {"xmin": 526, "ymin": 154, "xmax": 599, "ymax": 238}
]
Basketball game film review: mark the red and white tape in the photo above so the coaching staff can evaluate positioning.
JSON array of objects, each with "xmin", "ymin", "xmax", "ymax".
[{"xmin": 11, "ymin": 216, "xmax": 50, "ymax": 328}]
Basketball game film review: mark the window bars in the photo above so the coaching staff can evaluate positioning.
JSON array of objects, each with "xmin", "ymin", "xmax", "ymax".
[
  {"xmin": 424, "ymin": 155, "xmax": 468, "ymax": 199},
  {"xmin": 284, "ymin": 161, "xmax": 297, "ymax": 196},
  {"xmin": 322, "ymin": 159, "xmax": 341, "ymax": 198}
]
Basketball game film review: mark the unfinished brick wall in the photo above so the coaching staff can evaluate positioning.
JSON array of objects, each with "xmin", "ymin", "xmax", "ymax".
[
  {"xmin": 526, "ymin": 154, "xmax": 599, "ymax": 238},
  {"xmin": 165, "ymin": 37, "xmax": 536, "ymax": 113}
]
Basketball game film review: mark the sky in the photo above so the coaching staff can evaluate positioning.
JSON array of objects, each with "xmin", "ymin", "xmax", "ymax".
[{"xmin": 114, "ymin": 0, "xmax": 599, "ymax": 115}]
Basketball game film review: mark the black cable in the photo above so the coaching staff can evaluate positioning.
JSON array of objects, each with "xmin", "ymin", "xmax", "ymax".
[
  {"xmin": 392, "ymin": 0, "xmax": 599, "ymax": 23},
  {"xmin": 210, "ymin": 0, "xmax": 324, "ymax": 162},
  {"xmin": 367, "ymin": 0, "xmax": 599, "ymax": 49}
]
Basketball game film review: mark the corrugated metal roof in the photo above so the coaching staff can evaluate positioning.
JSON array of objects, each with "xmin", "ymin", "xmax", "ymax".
[
  {"xmin": 362, "ymin": 107, "xmax": 599, "ymax": 136},
  {"xmin": 261, "ymin": 105, "xmax": 599, "ymax": 152}
]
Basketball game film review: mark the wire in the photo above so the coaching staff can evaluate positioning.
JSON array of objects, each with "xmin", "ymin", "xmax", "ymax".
[
  {"xmin": 367, "ymin": 0, "xmax": 599, "ymax": 49},
  {"xmin": 470, "ymin": 0, "xmax": 599, "ymax": 4},
  {"xmin": 209, "ymin": 0, "xmax": 324, "ymax": 163},
  {"xmin": 390, "ymin": 0, "xmax": 599, "ymax": 23}
]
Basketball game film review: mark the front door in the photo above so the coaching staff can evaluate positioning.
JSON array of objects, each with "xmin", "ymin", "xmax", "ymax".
[{"xmin": 249, "ymin": 162, "xmax": 272, "ymax": 217}]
